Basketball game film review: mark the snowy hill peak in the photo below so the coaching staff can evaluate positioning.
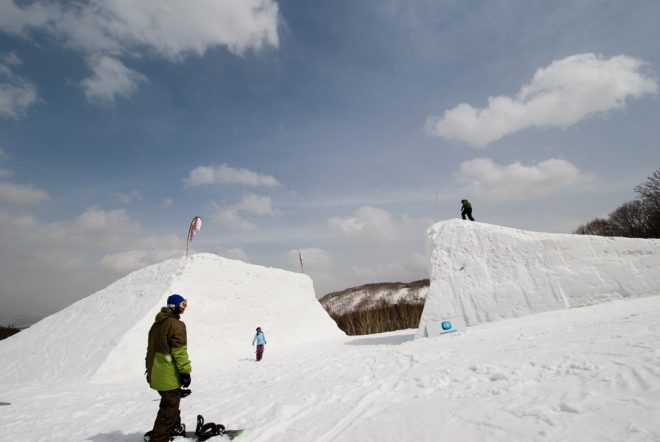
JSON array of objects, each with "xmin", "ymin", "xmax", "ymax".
[{"xmin": 0, "ymin": 253, "xmax": 343, "ymax": 384}]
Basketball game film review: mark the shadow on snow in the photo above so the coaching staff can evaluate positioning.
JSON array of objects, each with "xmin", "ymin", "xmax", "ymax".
[{"xmin": 345, "ymin": 333, "xmax": 415, "ymax": 346}]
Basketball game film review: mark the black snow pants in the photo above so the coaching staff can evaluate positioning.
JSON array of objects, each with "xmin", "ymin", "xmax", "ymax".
[{"xmin": 461, "ymin": 208, "xmax": 475, "ymax": 221}]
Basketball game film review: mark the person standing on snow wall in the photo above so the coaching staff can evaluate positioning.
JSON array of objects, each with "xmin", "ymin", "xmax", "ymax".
[
  {"xmin": 145, "ymin": 294, "xmax": 192, "ymax": 442},
  {"xmin": 461, "ymin": 199, "xmax": 475, "ymax": 221},
  {"xmin": 252, "ymin": 327, "xmax": 267, "ymax": 361}
]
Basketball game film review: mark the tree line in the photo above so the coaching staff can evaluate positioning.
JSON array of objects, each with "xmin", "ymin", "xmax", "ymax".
[
  {"xmin": 0, "ymin": 325, "xmax": 20, "ymax": 341},
  {"xmin": 574, "ymin": 168, "xmax": 660, "ymax": 238},
  {"xmin": 329, "ymin": 299, "xmax": 424, "ymax": 336}
]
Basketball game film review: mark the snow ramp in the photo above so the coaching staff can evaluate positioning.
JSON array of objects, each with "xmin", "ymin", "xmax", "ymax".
[
  {"xmin": 0, "ymin": 253, "xmax": 343, "ymax": 384},
  {"xmin": 417, "ymin": 220, "xmax": 660, "ymax": 336}
]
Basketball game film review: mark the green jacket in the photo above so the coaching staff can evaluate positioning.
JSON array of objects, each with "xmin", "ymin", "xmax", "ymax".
[
  {"xmin": 461, "ymin": 200, "xmax": 472, "ymax": 209},
  {"xmin": 145, "ymin": 307, "xmax": 192, "ymax": 391}
]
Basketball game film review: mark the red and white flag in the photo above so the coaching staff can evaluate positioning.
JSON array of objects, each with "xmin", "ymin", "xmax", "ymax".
[
  {"xmin": 188, "ymin": 216, "xmax": 202, "ymax": 245},
  {"xmin": 186, "ymin": 216, "xmax": 202, "ymax": 258}
]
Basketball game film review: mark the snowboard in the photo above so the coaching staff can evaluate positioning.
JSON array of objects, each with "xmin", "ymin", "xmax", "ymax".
[
  {"xmin": 179, "ymin": 429, "xmax": 245, "ymax": 440},
  {"xmin": 144, "ymin": 417, "xmax": 244, "ymax": 442},
  {"xmin": 144, "ymin": 429, "xmax": 244, "ymax": 441}
]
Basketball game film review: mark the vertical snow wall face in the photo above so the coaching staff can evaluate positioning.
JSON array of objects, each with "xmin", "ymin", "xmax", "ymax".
[
  {"xmin": 416, "ymin": 220, "xmax": 660, "ymax": 337},
  {"xmin": 0, "ymin": 254, "xmax": 343, "ymax": 384}
]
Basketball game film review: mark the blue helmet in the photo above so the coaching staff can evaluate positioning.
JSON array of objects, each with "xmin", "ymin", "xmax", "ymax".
[{"xmin": 167, "ymin": 294, "xmax": 185, "ymax": 309}]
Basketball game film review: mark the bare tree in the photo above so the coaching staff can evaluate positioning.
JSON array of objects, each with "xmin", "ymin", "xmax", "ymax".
[
  {"xmin": 575, "ymin": 167, "xmax": 660, "ymax": 239},
  {"xmin": 634, "ymin": 168, "xmax": 660, "ymax": 202},
  {"xmin": 634, "ymin": 168, "xmax": 660, "ymax": 238},
  {"xmin": 573, "ymin": 218, "xmax": 612, "ymax": 236},
  {"xmin": 608, "ymin": 200, "xmax": 646, "ymax": 238}
]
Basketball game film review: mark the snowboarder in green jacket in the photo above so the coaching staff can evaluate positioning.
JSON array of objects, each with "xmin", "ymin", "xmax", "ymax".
[
  {"xmin": 461, "ymin": 199, "xmax": 475, "ymax": 221},
  {"xmin": 145, "ymin": 294, "xmax": 192, "ymax": 442}
]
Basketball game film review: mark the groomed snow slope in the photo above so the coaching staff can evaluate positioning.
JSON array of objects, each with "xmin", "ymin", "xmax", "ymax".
[
  {"xmin": 0, "ymin": 253, "xmax": 343, "ymax": 384},
  {"xmin": 417, "ymin": 220, "xmax": 660, "ymax": 336},
  {"xmin": 1, "ymin": 295, "xmax": 660, "ymax": 441}
]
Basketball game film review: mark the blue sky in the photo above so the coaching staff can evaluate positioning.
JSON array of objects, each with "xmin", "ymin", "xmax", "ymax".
[{"xmin": 1, "ymin": 0, "xmax": 659, "ymax": 318}]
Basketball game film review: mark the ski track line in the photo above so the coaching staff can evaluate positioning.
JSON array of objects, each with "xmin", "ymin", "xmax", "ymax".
[
  {"xmin": 313, "ymin": 352, "xmax": 414, "ymax": 442},
  {"xmin": 312, "ymin": 388, "xmax": 385, "ymax": 442}
]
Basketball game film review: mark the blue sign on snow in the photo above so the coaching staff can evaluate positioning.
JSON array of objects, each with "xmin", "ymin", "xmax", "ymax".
[{"xmin": 441, "ymin": 321, "xmax": 452, "ymax": 330}]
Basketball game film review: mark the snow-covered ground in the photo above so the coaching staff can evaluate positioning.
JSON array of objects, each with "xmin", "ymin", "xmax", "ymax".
[
  {"xmin": 1, "ymin": 295, "xmax": 660, "ymax": 441},
  {"xmin": 1, "ymin": 221, "xmax": 659, "ymax": 441}
]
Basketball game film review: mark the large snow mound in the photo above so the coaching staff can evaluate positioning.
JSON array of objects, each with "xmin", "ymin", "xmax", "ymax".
[
  {"xmin": 417, "ymin": 220, "xmax": 660, "ymax": 336},
  {"xmin": 0, "ymin": 253, "xmax": 343, "ymax": 384}
]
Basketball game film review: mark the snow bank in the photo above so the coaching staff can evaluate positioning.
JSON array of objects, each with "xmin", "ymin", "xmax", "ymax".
[
  {"xmin": 0, "ymin": 253, "xmax": 343, "ymax": 383},
  {"xmin": 417, "ymin": 220, "xmax": 660, "ymax": 336}
]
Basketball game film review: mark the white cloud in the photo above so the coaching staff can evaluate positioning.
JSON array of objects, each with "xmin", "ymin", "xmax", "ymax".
[
  {"xmin": 112, "ymin": 190, "xmax": 142, "ymax": 205},
  {"xmin": 235, "ymin": 194, "xmax": 280, "ymax": 216},
  {"xmin": 0, "ymin": 146, "xmax": 49, "ymax": 204},
  {"xmin": 1, "ymin": 0, "xmax": 280, "ymax": 103},
  {"xmin": 288, "ymin": 248, "xmax": 334, "ymax": 296},
  {"xmin": 215, "ymin": 247, "xmax": 249, "ymax": 262},
  {"xmin": 33, "ymin": 248, "xmax": 87, "ymax": 271},
  {"xmin": 0, "ymin": 181, "xmax": 50, "ymax": 204},
  {"xmin": 99, "ymin": 250, "xmax": 149, "ymax": 273},
  {"xmin": 0, "ymin": 52, "xmax": 22, "ymax": 66},
  {"xmin": 455, "ymin": 158, "xmax": 596, "ymax": 204},
  {"xmin": 0, "ymin": 207, "xmax": 190, "ymax": 315},
  {"xmin": 328, "ymin": 206, "xmax": 398, "ymax": 242},
  {"xmin": 425, "ymin": 54, "xmax": 658, "ymax": 147},
  {"xmin": 290, "ymin": 248, "xmax": 333, "ymax": 271},
  {"xmin": 162, "ymin": 197, "xmax": 174, "ymax": 207},
  {"xmin": 184, "ymin": 164, "xmax": 281, "ymax": 188},
  {"xmin": 211, "ymin": 208, "xmax": 257, "ymax": 231},
  {"xmin": 210, "ymin": 194, "xmax": 279, "ymax": 230},
  {"xmin": 99, "ymin": 246, "xmax": 181, "ymax": 273},
  {"xmin": 11, "ymin": 209, "xmax": 182, "ymax": 273},
  {"xmin": 29, "ymin": 206, "xmax": 142, "ymax": 246},
  {"xmin": 402, "ymin": 214, "xmax": 434, "ymax": 229},
  {"xmin": 4, "ymin": 208, "xmax": 139, "ymax": 247},
  {"xmin": 81, "ymin": 56, "xmax": 148, "ymax": 104},
  {"xmin": 0, "ymin": 56, "xmax": 39, "ymax": 119},
  {"xmin": 71, "ymin": 207, "xmax": 140, "ymax": 234}
]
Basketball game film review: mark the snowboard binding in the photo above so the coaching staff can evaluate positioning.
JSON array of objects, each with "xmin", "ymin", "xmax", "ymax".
[
  {"xmin": 195, "ymin": 414, "xmax": 225, "ymax": 440},
  {"xmin": 143, "ymin": 418, "xmax": 186, "ymax": 441}
]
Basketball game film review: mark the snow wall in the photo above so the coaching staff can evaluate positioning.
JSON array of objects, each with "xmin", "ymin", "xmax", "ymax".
[
  {"xmin": 416, "ymin": 220, "xmax": 660, "ymax": 337},
  {"xmin": 0, "ymin": 253, "xmax": 343, "ymax": 384}
]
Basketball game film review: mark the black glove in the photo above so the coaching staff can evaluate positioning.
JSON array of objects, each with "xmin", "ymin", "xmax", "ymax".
[
  {"xmin": 145, "ymin": 370, "xmax": 150, "ymax": 385},
  {"xmin": 181, "ymin": 373, "xmax": 191, "ymax": 388}
]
